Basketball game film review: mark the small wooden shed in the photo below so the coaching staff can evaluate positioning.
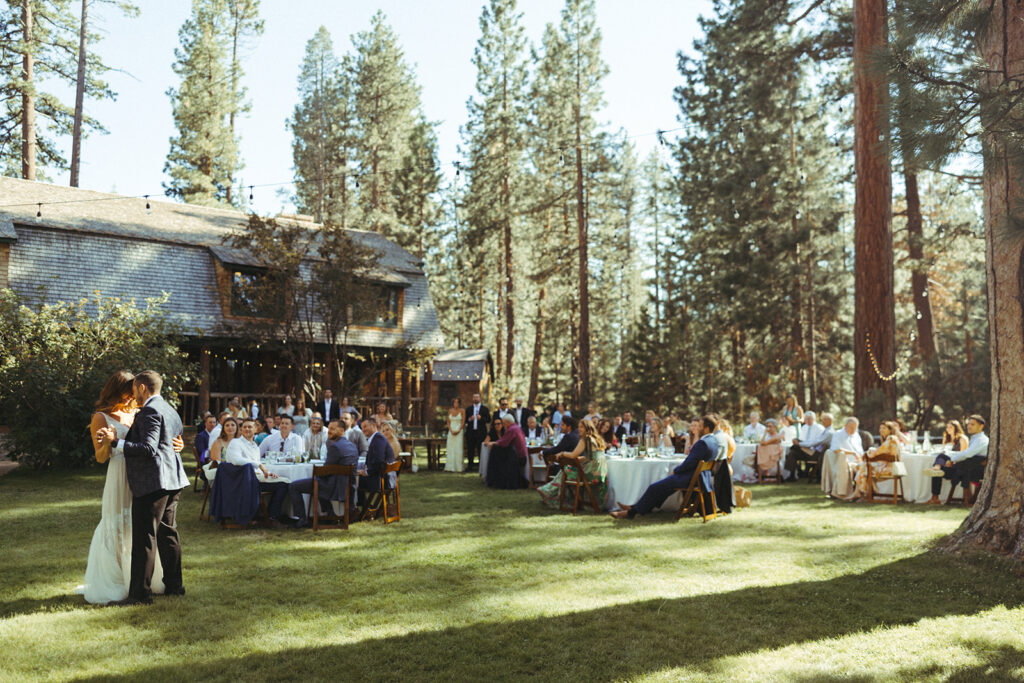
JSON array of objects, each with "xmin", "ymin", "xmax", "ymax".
[{"xmin": 429, "ymin": 350, "xmax": 493, "ymax": 424}]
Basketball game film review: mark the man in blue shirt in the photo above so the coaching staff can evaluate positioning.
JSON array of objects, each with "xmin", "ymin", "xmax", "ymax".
[
  {"xmin": 927, "ymin": 414, "xmax": 989, "ymax": 504},
  {"xmin": 610, "ymin": 415, "xmax": 719, "ymax": 519}
]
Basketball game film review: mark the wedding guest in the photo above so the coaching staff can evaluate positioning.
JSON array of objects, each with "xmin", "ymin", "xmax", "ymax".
[
  {"xmin": 277, "ymin": 395, "xmax": 296, "ymax": 417},
  {"xmin": 227, "ymin": 399, "xmax": 247, "ymax": 420},
  {"xmin": 357, "ymin": 418, "xmax": 396, "ymax": 512},
  {"xmin": 373, "ymin": 402, "xmax": 395, "ymax": 425},
  {"xmin": 315, "ymin": 389, "xmax": 341, "ymax": 422},
  {"xmin": 648, "ymin": 417, "xmax": 672, "ymax": 451},
  {"xmin": 542, "ymin": 416, "xmax": 580, "ymax": 460},
  {"xmin": 341, "ymin": 412, "xmax": 368, "ymax": 460},
  {"xmin": 302, "ymin": 415, "xmax": 328, "ymax": 460},
  {"xmin": 892, "ymin": 418, "xmax": 914, "ymax": 447},
  {"xmin": 253, "ymin": 418, "xmax": 270, "ymax": 446},
  {"xmin": 926, "ymin": 415, "xmax": 989, "ymax": 505},
  {"xmin": 194, "ymin": 414, "xmax": 218, "ymax": 457},
  {"xmin": 780, "ymin": 395, "xmax": 804, "ymax": 426},
  {"xmin": 538, "ymin": 418, "xmax": 608, "ymax": 508},
  {"xmin": 717, "ymin": 418, "xmax": 737, "ymax": 461},
  {"xmin": 642, "ymin": 409, "xmax": 657, "ymax": 435},
  {"xmin": 613, "ymin": 415, "xmax": 623, "ymax": 430},
  {"xmin": 273, "ymin": 414, "xmax": 282, "ymax": 432},
  {"xmin": 259, "ymin": 414, "xmax": 304, "ymax": 457},
  {"xmin": 597, "ymin": 418, "xmax": 618, "ymax": 448},
  {"xmin": 540, "ymin": 415, "xmax": 554, "ymax": 435},
  {"xmin": 208, "ymin": 410, "xmax": 231, "ymax": 444},
  {"xmin": 380, "ymin": 422, "xmax": 403, "ymax": 466},
  {"xmin": 225, "ymin": 418, "xmax": 289, "ymax": 523},
  {"xmin": 784, "ymin": 411, "xmax": 827, "ymax": 480},
  {"xmin": 821, "ymin": 417, "xmax": 863, "ymax": 498},
  {"xmin": 742, "ymin": 411, "xmax": 766, "ymax": 442},
  {"xmin": 494, "ymin": 397, "xmax": 511, "ymax": 422},
  {"xmin": 551, "ymin": 403, "xmax": 570, "ymax": 428},
  {"xmin": 616, "ymin": 411, "xmax": 640, "ymax": 441},
  {"xmin": 843, "ymin": 421, "xmax": 903, "ymax": 502},
  {"xmin": 524, "ymin": 415, "xmax": 547, "ymax": 443},
  {"xmin": 486, "ymin": 415, "xmax": 529, "ymax": 489},
  {"xmin": 464, "ymin": 393, "xmax": 491, "ymax": 472},
  {"xmin": 941, "ymin": 420, "xmax": 969, "ymax": 452},
  {"xmin": 209, "ymin": 415, "xmax": 239, "ymax": 463},
  {"xmin": 340, "ymin": 396, "xmax": 361, "ymax": 420},
  {"xmin": 247, "ymin": 399, "xmax": 260, "ymax": 421},
  {"xmin": 291, "ymin": 396, "xmax": 313, "ymax": 435},
  {"xmin": 512, "ymin": 398, "xmax": 534, "ymax": 430},
  {"xmin": 611, "ymin": 415, "xmax": 719, "ymax": 519},
  {"xmin": 289, "ymin": 419, "xmax": 359, "ymax": 528},
  {"xmin": 584, "ymin": 401, "xmax": 601, "ymax": 422},
  {"xmin": 756, "ymin": 419, "xmax": 784, "ymax": 475},
  {"xmin": 445, "ymin": 397, "xmax": 465, "ymax": 473}
]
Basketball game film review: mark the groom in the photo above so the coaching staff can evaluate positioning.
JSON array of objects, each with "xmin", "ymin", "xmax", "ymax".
[{"xmin": 98, "ymin": 370, "xmax": 188, "ymax": 605}]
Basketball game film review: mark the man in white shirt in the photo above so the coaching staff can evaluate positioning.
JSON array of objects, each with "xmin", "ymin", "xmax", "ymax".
[
  {"xmin": 616, "ymin": 411, "xmax": 640, "ymax": 441},
  {"xmin": 524, "ymin": 415, "xmax": 546, "ymax": 442},
  {"xmin": 742, "ymin": 412, "xmax": 766, "ymax": 442},
  {"xmin": 495, "ymin": 397, "xmax": 512, "ymax": 421},
  {"xmin": 225, "ymin": 418, "xmax": 288, "ymax": 522},
  {"xmin": 785, "ymin": 411, "xmax": 827, "ymax": 481},
  {"xmin": 927, "ymin": 414, "xmax": 990, "ymax": 505},
  {"xmin": 822, "ymin": 417, "xmax": 863, "ymax": 497},
  {"xmin": 513, "ymin": 398, "xmax": 534, "ymax": 430},
  {"xmin": 259, "ymin": 414, "xmax": 304, "ymax": 457}
]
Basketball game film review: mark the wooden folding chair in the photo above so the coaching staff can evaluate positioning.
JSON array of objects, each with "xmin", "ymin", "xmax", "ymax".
[
  {"xmin": 756, "ymin": 445, "xmax": 783, "ymax": 484},
  {"xmin": 675, "ymin": 460, "xmax": 717, "ymax": 523},
  {"xmin": 556, "ymin": 455, "xmax": 602, "ymax": 514},
  {"xmin": 193, "ymin": 448, "xmax": 210, "ymax": 492},
  {"xmin": 381, "ymin": 461, "xmax": 402, "ymax": 524},
  {"xmin": 310, "ymin": 464, "xmax": 355, "ymax": 531},
  {"xmin": 199, "ymin": 461, "xmax": 217, "ymax": 521},
  {"xmin": 864, "ymin": 452, "xmax": 904, "ymax": 504},
  {"xmin": 527, "ymin": 447, "xmax": 547, "ymax": 489},
  {"xmin": 946, "ymin": 457, "xmax": 987, "ymax": 505}
]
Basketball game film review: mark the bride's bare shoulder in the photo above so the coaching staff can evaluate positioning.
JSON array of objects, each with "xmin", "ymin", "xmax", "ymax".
[{"xmin": 90, "ymin": 412, "xmax": 108, "ymax": 432}]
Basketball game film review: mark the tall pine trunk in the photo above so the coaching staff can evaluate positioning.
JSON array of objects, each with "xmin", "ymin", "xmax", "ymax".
[
  {"xmin": 904, "ymin": 168, "xmax": 938, "ymax": 361},
  {"xmin": 70, "ymin": 0, "xmax": 88, "ymax": 187},
  {"xmin": 853, "ymin": 0, "xmax": 897, "ymax": 429},
  {"xmin": 21, "ymin": 0, "xmax": 35, "ymax": 181},
  {"xmin": 528, "ymin": 286, "xmax": 546, "ymax": 407},
  {"xmin": 945, "ymin": 0, "xmax": 1024, "ymax": 558},
  {"xmin": 574, "ymin": 39, "xmax": 591, "ymax": 403}
]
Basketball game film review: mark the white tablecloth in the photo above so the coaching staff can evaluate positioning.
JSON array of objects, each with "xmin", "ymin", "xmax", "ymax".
[
  {"xmin": 871, "ymin": 451, "xmax": 957, "ymax": 503},
  {"xmin": 605, "ymin": 455, "xmax": 684, "ymax": 512},
  {"xmin": 731, "ymin": 443, "xmax": 793, "ymax": 482}
]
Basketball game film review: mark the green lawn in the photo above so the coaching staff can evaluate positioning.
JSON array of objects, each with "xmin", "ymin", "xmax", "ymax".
[{"xmin": 1, "ymin": 463, "xmax": 1023, "ymax": 682}]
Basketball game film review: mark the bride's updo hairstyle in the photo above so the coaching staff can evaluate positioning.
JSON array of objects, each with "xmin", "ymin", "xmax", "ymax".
[{"xmin": 95, "ymin": 370, "xmax": 135, "ymax": 413}]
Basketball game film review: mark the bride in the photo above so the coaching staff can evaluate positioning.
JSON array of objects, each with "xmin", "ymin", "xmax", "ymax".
[{"xmin": 77, "ymin": 370, "xmax": 184, "ymax": 604}]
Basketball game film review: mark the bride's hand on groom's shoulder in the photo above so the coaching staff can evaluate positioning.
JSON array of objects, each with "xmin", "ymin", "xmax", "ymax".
[{"xmin": 172, "ymin": 435, "xmax": 184, "ymax": 453}]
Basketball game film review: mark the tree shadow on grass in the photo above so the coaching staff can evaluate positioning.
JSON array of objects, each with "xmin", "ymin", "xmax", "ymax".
[{"xmin": 72, "ymin": 551, "xmax": 1024, "ymax": 682}]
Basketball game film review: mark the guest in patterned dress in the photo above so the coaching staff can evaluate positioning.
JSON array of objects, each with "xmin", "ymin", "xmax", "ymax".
[
  {"xmin": 537, "ymin": 419, "xmax": 608, "ymax": 509},
  {"xmin": 843, "ymin": 421, "xmax": 902, "ymax": 502}
]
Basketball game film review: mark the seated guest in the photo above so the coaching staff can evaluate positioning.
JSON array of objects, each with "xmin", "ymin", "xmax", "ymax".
[
  {"xmin": 779, "ymin": 415, "xmax": 798, "ymax": 445},
  {"xmin": 584, "ymin": 401, "xmax": 601, "ymax": 421},
  {"xmin": 340, "ymin": 396, "xmax": 361, "ymax": 420},
  {"xmin": 259, "ymin": 414, "xmax": 304, "ymax": 458},
  {"xmin": 374, "ymin": 401, "xmax": 394, "ymax": 424},
  {"xmin": 302, "ymin": 415, "xmax": 328, "ymax": 460},
  {"xmin": 380, "ymin": 422, "xmax": 403, "ymax": 464},
  {"xmin": 642, "ymin": 409, "xmax": 657, "ymax": 435},
  {"xmin": 551, "ymin": 403, "xmax": 570, "ymax": 428},
  {"xmin": 291, "ymin": 396, "xmax": 313, "ymax": 435},
  {"xmin": 224, "ymin": 418, "xmax": 288, "ymax": 523},
  {"xmin": 341, "ymin": 412, "xmax": 368, "ymax": 460},
  {"xmin": 277, "ymin": 395, "xmax": 296, "ymax": 416},
  {"xmin": 801, "ymin": 413, "xmax": 836, "ymax": 482},
  {"xmin": 926, "ymin": 415, "xmax": 989, "ymax": 505},
  {"xmin": 821, "ymin": 417, "xmax": 863, "ymax": 498},
  {"xmin": 717, "ymin": 418, "xmax": 737, "ymax": 461},
  {"xmin": 842, "ymin": 421, "xmax": 902, "ymax": 502},
  {"xmin": 611, "ymin": 415, "xmax": 719, "ymax": 519},
  {"xmin": 227, "ymin": 398, "xmax": 248, "ymax": 420},
  {"xmin": 784, "ymin": 411, "xmax": 827, "ymax": 480},
  {"xmin": 288, "ymin": 419, "xmax": 359, "ymax": 527},
  {"xmin": 597, "ymin": 418, "xmax": 618, "ymax": 448},
  {"xmin": 538, "ymin": 418, "xmax": 608, "ymax": 508},
  {"xmin": 742, "ymin": 411, "xmax": 766, "ymax": 442},
  {"xmin": 756, "ymin": 419, "xmax": 784, "ymax": 475},
  {"xmin": 613, "ymin": 416, "xmax": 623, "ymax": 430},
  {"xmin": 543, "ymin": 415, "xmax": 579, "ymax": 458},
  {"xmin": 208, "ymin": 410, "xmax": 231, "ymax": 444},
  {"xmin": 253, "ymin": 418, "xmax": 269, "ymax": 446},
  {"xmin": 647, "ymin": 417, "xmax": 672, "ymax": 451},
  {"xmin": 487, "ymin": 415, "xmax": 528, "ymax": 489},
  {"xmin": 273, "ymin": 414, "xmax": 282, "ymax": 432},
  {"xmin": 194, "ymin": 413, "xmax": 218, "ymax": 458},
  {"xmin": 893, "ymin": 418, "xmax": 914, "ymax": 448},
  {"xmin": 616, "ymin": 411, "xmax": 640, "ymax": 441},
  {"xmin": 524, "ymin": 415, "xmax": 547, "ymax": 443},
  {"xmin": 209, "ymin": 416, "xmax": 239, "ymax": 463},
  {"xmin": 358, "ymin": 418, "xmax": 396, "ymax": 511},
  {"xmin": 540, "ymin": 415, "xmax": 554, "ymax": 435}
]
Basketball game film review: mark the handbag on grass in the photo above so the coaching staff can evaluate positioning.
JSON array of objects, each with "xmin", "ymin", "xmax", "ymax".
[{"xmin": 734, "ymin": 486, "xmax": 752, "ymax": 507}]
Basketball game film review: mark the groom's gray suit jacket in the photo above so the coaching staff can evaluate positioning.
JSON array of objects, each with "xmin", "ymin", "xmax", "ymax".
[{"xmin": 122, "ymin": 395, "xmax": 189, "ymax": 497}]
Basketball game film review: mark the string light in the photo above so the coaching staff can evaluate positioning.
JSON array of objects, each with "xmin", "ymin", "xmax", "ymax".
[
  {"xmin": 145, "ymin": 195, "xmax": 151, "ymax": 210},
  {"xmin": 36, "ymin": 203, "xmax": 41, "ymax": 218},
  {"xmin": 865, "ymin": 332, "xmax": 901, "ymax": 382}
]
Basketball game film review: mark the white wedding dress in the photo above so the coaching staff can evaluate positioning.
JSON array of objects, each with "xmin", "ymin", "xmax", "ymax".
[
  {"xmin": 445, "ymin": 413, "xmax": 465, "ymax": 472},
  {"xmin": 77, "ymin": 413, "xmax": 164, "ymax": 604}
]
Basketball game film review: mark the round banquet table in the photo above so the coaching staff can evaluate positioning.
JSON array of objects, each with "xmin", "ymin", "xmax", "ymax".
[
  {"xmin": 730, "ymin": 442, "xmax": 793, "ymax": 483},
  {"xmin": 204, "ymin": 460, "xmax": 349, "ymax": 516},
  {"xmin": 604, "ymin": 453, "xmax": 685, "ymax": 512},
  {"xmin": 869, "ymin": 451, "xmax": 958, "ymax": 503},
  {"xmin": 478, "ymin": 445, "xmax": 532, "ymax": 485}
]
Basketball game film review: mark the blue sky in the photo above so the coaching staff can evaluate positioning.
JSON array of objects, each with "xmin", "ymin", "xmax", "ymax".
[{"xmin": 48, "ymin": 0, "xmax": 714, "ymax": 214}]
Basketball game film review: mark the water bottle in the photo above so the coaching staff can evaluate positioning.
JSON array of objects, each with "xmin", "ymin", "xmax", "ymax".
[{"xmin": 922, "ymin": 432, "xmax": 930, "ymax": 452}]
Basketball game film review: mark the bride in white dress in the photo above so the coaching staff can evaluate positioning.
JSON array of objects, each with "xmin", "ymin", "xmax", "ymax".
[
  {"xmin": 445, "ymin": 397, "xmax": 465, "ymax": 472},
  {"xmin": 77, "ymin": 370, "xmax": 182, "ymax": 604}
]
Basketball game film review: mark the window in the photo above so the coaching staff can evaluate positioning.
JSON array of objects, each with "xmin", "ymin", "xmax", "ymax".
[
  {"xmin": 354, "ymin": 285, "xmax": 401, "ymax": 328},
  {"xmin": 230, "ymin": 268, "xmax": 279, "ymax": 318}
]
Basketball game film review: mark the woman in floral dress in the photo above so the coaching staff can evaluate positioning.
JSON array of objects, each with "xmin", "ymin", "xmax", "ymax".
[{"xmin": 538, "ymin": 419, "xmax": 608, "ymax": 510}]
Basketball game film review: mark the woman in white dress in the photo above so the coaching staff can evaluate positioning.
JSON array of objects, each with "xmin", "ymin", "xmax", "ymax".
[
  {"xmin": 445, "ymin": 397, "xmax": 465, "ymax": 472},
  {"xmin": 77, "ymin": 370, "xmax": 184, "ymax": 604}
]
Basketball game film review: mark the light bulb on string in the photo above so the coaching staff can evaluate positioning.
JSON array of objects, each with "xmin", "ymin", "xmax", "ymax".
[
  {"xmin": 36, "ymin": 203, "xmax": 41, "ymax": 218},
  {"xmin": 145, "ymin": 195, "xmax": 151, "ymax": 211},
  {"xmin": 249, "ymin": 186, "xmax": 254, "ymax": 201}
]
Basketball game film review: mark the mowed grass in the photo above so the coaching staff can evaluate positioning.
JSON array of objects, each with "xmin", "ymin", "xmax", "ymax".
[{"xmin": 1, "ymin": 459, "xmax": 1023, "ymax": 682}]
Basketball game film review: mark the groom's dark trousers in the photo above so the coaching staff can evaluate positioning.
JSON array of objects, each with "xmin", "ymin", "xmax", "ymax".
[{"xmin": 130, "ymin": 488, "xmax": 183, "ymax": 599}]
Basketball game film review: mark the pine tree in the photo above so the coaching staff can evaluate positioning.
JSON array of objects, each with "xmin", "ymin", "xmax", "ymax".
[
  {"xmin": 223, "ymin": 0, "xmax": 262, "ymax": 205},
  {"xmin": 163, "ymin": 0, "xmax": 237, "ymax": 206},
  {"xmin": 394, "ymin": 114, "xmax": 442, "ymax": 260}
]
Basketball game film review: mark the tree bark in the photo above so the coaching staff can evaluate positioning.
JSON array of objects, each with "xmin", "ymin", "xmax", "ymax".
[
  {"xmin": 853, "ymin": 0, "xmax": 897, "ymax": 429},
  {"xmin": 21, "ymin": 0, "xmax": 35, "ymax": 181},
  {"xmin": 944, "ymin": 0, "xmax": 1024, "ymax": 559},
  {"xmin": 904, "ymin": 168, "xmax": 938, "ymax": 361},
  {"xmin": 574, "ymin": 33, "xmax": 592, "ymax": 403},
  {"xmin": 70, "ymin": 0, "xmax": 88, "ymax": 187},
  {"xmin": 528, "ymin": 286, "xmax": 546, "ymax": 407}
]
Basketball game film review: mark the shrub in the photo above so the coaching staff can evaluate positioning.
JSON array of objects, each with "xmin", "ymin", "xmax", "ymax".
[{"xmin": 0, "ymin": 289, "xmax": 196, "ymax": 469}]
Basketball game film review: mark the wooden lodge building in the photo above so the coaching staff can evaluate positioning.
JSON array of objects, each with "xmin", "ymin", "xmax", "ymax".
[{"xmin": 0, "ymin": 177, "xmax": 447, "ymax": 427}]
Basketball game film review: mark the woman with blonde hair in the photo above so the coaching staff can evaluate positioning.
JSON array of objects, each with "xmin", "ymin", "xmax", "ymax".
[
  {"xmin": 845, "ymin": 421, "xmax": 903, "ymax": 502},
  {"xmin": 537, "ymin": 418, "xmax": 608, "ymax": 509}
]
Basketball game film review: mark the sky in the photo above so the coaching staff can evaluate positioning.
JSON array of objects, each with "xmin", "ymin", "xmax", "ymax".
[{"xmin": 47, "ymin": 0, "xmax": 715, "ymax": 215}]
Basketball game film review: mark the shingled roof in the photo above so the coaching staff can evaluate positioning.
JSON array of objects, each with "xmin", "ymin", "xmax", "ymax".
[{"xmin": 0, "ymin": 176, "xmax": 446, "ymax": 350}]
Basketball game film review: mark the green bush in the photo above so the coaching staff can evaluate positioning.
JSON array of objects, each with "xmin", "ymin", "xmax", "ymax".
[{"xmin": 0, "ymin": 289, "xmax": 196, "ymax": 469}]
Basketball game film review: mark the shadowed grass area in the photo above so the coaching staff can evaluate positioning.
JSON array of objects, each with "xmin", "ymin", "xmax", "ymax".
[{"xmin": 1, "ymin": 464, "xmax": 1023, "ymax": 682}]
